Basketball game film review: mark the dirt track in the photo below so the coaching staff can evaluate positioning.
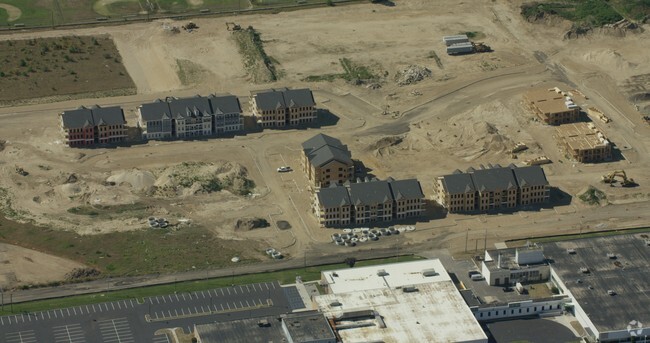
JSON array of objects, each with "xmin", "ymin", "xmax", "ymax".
[{"xmin": 1, "ymin": 0, "xmax": 650, "ymax": 288}]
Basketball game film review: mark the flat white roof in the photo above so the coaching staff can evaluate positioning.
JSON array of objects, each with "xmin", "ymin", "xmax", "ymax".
[
  {"xmin": 322, "ymin": 259, "xmax": 450, "ymax": 294},
  {"xmin": 315, "ymin": 282, "xmax": 487, "ymax": 343}
]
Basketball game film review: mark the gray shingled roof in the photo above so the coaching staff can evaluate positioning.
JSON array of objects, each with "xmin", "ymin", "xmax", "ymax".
[
  {"xmin": 471, "ymin": 167, "xmax": 518, "ymax": 192},
  {"xmin": 301, "ymin": 133, "xmax": 344, "ymax": 151},
  {"xmin": 511, "ymin": 166, "xmax": 549, "ymax": 187},
  {"xmin": 441, "ymin": 173, "xmax": 476, "ymax": 194},
  {"xmin": 317, "ymin": 185, "xmax": 351, "ymax": 208},
  {"xmin": 283, "ymin": 88, "xmax": 315, "ymax": 108},
  {"xmin": 253, "ymin": 89, "xmax": 286, "ymax": 111},
  {"xmin": 208, "ymin": 94, "xmax": 241, "ymax": 114},
  {"xmin": 389, "ymin": 179, "xmax": 424, "ymax": 200},
  {"xmin": 302, "ymin": 134, "xmax": 352, "ymax": 168},
  {"xmin": 61, "ymin": 106, "xmax": 94, "ymax": 129},
  {"xmin": 139, "ymin": 99, "xmax": 172, "ymax": 121},
  {"xmin": 168, "ymin": 96, "xmax": 212, "ymax": 119},
  {"xmin": 61, "ymin": 105, "xmax": 125, "ymax": 129},
  {"xmin": 349, "ymin": 180, "xmax": 393, "ymax": 206},
  {"xmin": 91, "ymin": 106, "xmax": 125, "ymax": 126},
  {"xmin": 308, "ymin": 145, "xmax": 352, "ymax": 168}
]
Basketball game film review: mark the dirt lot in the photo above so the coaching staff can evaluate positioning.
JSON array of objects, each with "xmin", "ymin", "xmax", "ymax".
[
  {"xmin": 0, "ymin": 35, "xmax": 135, "ymax": 104},
  {"xmin": 1, "ymin": 0, "xmax": 650, "ymax": 288}
]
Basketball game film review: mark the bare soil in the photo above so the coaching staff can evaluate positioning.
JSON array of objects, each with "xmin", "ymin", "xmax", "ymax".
[
  {"xmin": 0, "ymin": 35, "xmax": 135, "ymax": 104},
  {"xmin": 0, "ymin": 0, "xmax": 650, "ymax": 288}
]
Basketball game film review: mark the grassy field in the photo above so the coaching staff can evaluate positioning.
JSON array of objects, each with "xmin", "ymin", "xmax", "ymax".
[
  {"xmin": 0, "ymin": 35, "xmax": 135, "ymax": 103},
  {"xmin": 0, "ymin": 0, "xmax": 249, "ymax": 27},
  {"xmin": 0, "ymin": 214, "xmax": 265, "ymax": 281},
  {"xmin": 521, "ymin": 0, "xmax": 650, "ymax": 27},
  {"xmin": 508, "ymin": 227, "xmax": 650, "ymax": 245},
  {"xmin": 0, "ymin": 255, "xmax": 423, "ymax": 315}
]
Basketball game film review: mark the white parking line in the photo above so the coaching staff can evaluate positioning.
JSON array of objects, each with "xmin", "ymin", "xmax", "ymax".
[
  {"xmin": 265, "ymin": 283, "xmax": 269, "ymax": 290},
  {"xmin": 104, "ymin": 303, "xmax": 109, "ymax": 311},
  {"xmin": 240, "ymin": 301, "xmax": 244, "ymax": 308},
  {"xmin": 246, "ymin": 300, "xmax": 250, "ymax": 307},
  {"xmin": 5, "ymin": 330, "xmax": 37, "ymax": 343}
]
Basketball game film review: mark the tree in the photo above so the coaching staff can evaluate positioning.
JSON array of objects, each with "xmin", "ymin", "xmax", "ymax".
[{"xmin": 344, "ymin": 257, "xmax": 356, "ymax": 268}]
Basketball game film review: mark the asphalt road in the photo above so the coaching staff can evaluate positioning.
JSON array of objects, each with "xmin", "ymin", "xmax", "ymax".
[{"xmin": 0, "ymin": 281, "xmax": 301, "ymax": 343}]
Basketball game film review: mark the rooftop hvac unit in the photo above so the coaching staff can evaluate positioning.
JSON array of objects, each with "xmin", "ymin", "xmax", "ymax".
[
  {"xmin": 567, "ymin": 248, "xmax": 577, "ymax": 254},
  {"xmin": 607, "ymin": 290, "xmax": 616, "ymax": 296},
  {"xmin": 580, "ymin": 267, "xmax": 590, "ymax": 274},
  {"xmin": 607, "ymin": 253, "xmax": 617, "ymax": 259},
  {"xmin": 330, "ymin": 301, "xmax": 342, "ymax": 307},
  {"xmin": 377, "ymin": 269, "xmax": 389, "ymax": 276},
  {"xmin": 422, "ymin": 268, "xmax": 438, "ymax": 277},
  {"xmin": 645, "ymin": 239, "xmax": 650, "ymax": 246},
  {"xmin": 402, "ymin": 286, "xmax": 419, "ymax": 293}
]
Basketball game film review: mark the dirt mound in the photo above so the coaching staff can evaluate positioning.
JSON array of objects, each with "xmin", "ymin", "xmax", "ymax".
[
  {"xmin": 234, "ymin": 217, "xmax": 269, "ymax": 231},
  {"xmin": 152, "ymin": 161, "xmax": 255, "ymax": 197},
  {"xmin": 583, "ymin": 49, "xmax": 636, "ymax": 72},
  {"xmin": 367, "ymin": 135, "xmax": 404, "ymax": 157},
  {"xmin": 107, "ymin": 169, "xmax": 156, "ymax": 191}
]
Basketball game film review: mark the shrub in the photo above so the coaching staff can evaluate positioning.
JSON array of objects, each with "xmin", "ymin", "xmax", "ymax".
[{"xmin": 20, "ymin": 59, "xmax": 27, "ymax": 67}]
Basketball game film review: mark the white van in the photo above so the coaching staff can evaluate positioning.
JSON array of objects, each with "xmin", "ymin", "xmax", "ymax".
[{"xmin": 470, "ymin": 273, "xmax": 484, "ymax": 281}]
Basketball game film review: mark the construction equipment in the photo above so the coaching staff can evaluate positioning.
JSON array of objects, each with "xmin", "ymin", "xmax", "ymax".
[
  {"xmin": 587, "ymin": 107, "xmax": 611, "ymax": 123},
  {"xmin": 226, "ymin": 22, "xmax": 241, "ymax": 31},
  {"xmin": 182, "ymin": 22, "xmax": 198, "ymax": 31},
  {"xmin": 602, "ymin": 170, "xmax": 637, "ymax": 187},
  {"xmin": 472, "ymin": 42, "xmax": 492, "ymax": 53},
  {"xmin": 524, "ymin": 156, "xmax": 551, "ymax": 166}
]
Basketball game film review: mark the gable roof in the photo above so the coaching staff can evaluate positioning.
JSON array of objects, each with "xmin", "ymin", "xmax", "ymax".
[
  {"xmin": 441, "ymin": 173, "xmax": 476, "ymax": 194},
  {"xmin": 349, "ymin": 180, "xmax": 393, "ymax": 205},
  {"xmin": 283, "ymin": 88, "xmax": 315, "ymax": 108},
  {"xmin": 389, "ymin": 179, "xmax": 424, "ymax": 200},
  {"xmin": 253, "ymin": 88, "xmax": 315, "ymax": 111},
  {"xmin": 61, "ymin": 105, "xmax": 125, "ymax": 129},
  {"xmin": 168, "ymin": 96, "xmax": 212, "ymax": 119},
  {"xmin": 208, "ymin": 94, "xmax": 242, "ymax": 114},
  {"xmin": 253, "ymin": 89, "xmax": 286, "ymax": 111},
  {"xmin": 301, "ymin": 133, "xmax": 344, "ymax": 151},
  {"xmin": 61, "ymin": 106, "xmax": 94, "ymax": 129},
  {"xmin": 511, "ymin": 165, "xmax": 549, "ymax": 187},
  {"xmin": 303, "ymin": 134, "xmax": 352, "ymax": 168},
  {"xmin": 139, "ymin": 99, "xmax": 172, "ymax": 121},
  {"xmin": 471, "ymin": 167, "xmax": 518, "ymax": 192},
  {"xmin": 317, "ymin": 185, "xmax": 352, "ymax": 208},
  {"xmin": 91, "ymin": 106, "xmax": 126, "ymax": 126}
]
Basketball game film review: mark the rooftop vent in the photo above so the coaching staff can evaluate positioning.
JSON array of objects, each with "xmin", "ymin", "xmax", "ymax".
[
  {"xmin": 580, "ymin": 267, "xmax": 590, "ymax": 274},
  {"xmin": 607, "ymin": 253, "xmax": 617, "ymax": 259},
  {"xmin": 377, "ymin": 269, "xmax": 389, "ymax": 277},
  {"xmin": 258, "ymin": 319, "xmax": 271, "ymax": 327},
  {"xmin": 403, "ymin": 286, "xmax": 419, "ymax": 293},
  {"xmin": 330, "ymin": 301, "xmax": 342, "ymax": 307},
  {"xmin": 607, "ymin": 290, "xmax": 616, "ymax": 296},
  {"xmin": 645, "ymin": 239, "xmax": 650, "ymax": 246},
  {"xmin": 421, "ymin": 268, "xmax": 438, "ymax": 277},
  {"xmin": 567, "ymin": 249, "xmax": 576, "ymax": 254}
]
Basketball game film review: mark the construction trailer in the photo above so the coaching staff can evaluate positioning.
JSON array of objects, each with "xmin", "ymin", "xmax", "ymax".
[
  {"xmin": 442, "ymin": 34, "xmax": 469, "ymax": 46},
  {"xmin": 446, "ymin": 42, "xmax": 474, "ymax": 55}
]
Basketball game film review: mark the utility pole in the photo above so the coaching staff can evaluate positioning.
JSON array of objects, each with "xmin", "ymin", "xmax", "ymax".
[
  {"xmin": 465, "ymin": 228, "xmax": 469, "ymax": 253},
  {"xmin": 483, "ymin": 227, "xmax": 488, "ymax": 251}
]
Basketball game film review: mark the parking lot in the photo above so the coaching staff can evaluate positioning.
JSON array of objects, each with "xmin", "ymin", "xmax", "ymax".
[{"xmin": 1, "ymin": 281, "xmax": 299, "ymax": 342}]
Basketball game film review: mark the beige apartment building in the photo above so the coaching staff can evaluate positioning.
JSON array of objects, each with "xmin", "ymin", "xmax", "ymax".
[
  {"xmin": 524, "ymin": 87, "xmax": 580, "ymax": 125},
  {"xmin": 313, "ymin": 178, "xmax": 425, "ymax": 227},
  {"xmin": 556, "ymin": 122, "xmax": 612, "ymax": 163},
  {"xmin": 302, "ymin": 134, "xmax": 354, "ymax": 188},
  {"xmin": 250, "ymin": 88, "xmax": 316, "ymax": 128},
  {"xmin": 434, "ymin": 165, "xmax": 550, "ymax": 213}
]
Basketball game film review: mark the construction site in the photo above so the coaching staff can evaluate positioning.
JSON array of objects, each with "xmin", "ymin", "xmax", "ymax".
[{"xmin": 0, "ymin": 0, "xmax": 649, "ymax": 291}]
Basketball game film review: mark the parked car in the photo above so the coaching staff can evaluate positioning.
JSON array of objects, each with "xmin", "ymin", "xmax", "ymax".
[
  {"xmin": 277, "ymin": 166, "xmax": 292, "ymax": 173},
  {"xmin": 468, "ymin": 271, "xmax": 484, "ymax": 281},
  {"xmin": 502, "ymin": 286, "xmax": 514, "ymax": 292}
]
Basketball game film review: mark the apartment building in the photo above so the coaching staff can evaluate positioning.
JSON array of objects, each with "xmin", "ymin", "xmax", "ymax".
[
  {"xmin": 349, "ymin": 180, "xmax": 394, "ymax": 224},
  {"xmin": 314, "ymin": 185, "xmax": 352, "ymax": 227},
  {"xmin": 250, "ymin": 88, "xmax": 316, "ymax": 128},
  {"xmin": 524, "ymin": 87, "xmax": 580, "ymax": 125},
  {"xmin": 302, "ymin": 134, "xmax": 354, "ymax": 188},
  {"xmin": 389, "ymin": 178, "xmax": 425, "ymax": 220},
  {"xmin": 556, "ymin": 122, "xmax": 612, "ymax": 163},
  {"xmin": 433, "ymin": 172, "xmax": 476, "ymax": 213},
  {"xmin": 137, "ymin": 94, "xmax": 243, "ymax": 140},
  {"xmin": 472, "ymin": 167, "xmax": 519, "ymax": 211},
  {"xmin": 60, "ymin": 105, "xmax": 127, "ymax": 147},
  {"xmin": 433, "ymin": 165, "xmax": 550, "ymax": 213},
  {"xmin": 313, "ymin": 178, "xmax": 425, "ymax": 227}
]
